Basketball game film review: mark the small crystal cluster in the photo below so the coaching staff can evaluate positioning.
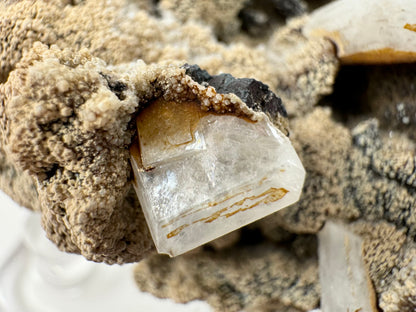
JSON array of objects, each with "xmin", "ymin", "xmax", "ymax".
[{"xmin": 131, "ymin": 98, "xmax": 305, "ymax": 256}]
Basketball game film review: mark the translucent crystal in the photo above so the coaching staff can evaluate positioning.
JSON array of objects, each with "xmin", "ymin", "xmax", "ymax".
[
  {"xmin": 303, "ymin": 0, "xmax": 416, "ymax": 64},
  {"xmin": 318, "ymin": 221, "xmax": 377, "ymax": 312},
  {"xmin": 131, "ymin": 99, "xmax": 305, "ymax": 256}
]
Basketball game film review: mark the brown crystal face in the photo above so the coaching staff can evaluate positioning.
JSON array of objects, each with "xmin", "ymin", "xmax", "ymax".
[
  {"xmin": 134, "ymin": 99, "xmax": 210, "ymax": 170},
  {"xmin": 132, "ymin": 98, "xmax": 257, "ymax": 170}
]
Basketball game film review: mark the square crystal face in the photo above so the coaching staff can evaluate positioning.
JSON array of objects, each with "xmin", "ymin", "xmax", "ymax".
[{"xmin": 131, "ymin": 99, "xmax": 305, "ymax": 256}]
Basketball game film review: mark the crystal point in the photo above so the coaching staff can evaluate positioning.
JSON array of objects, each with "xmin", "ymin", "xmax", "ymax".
[{"xmin": 131, "ymin": 99, "xmax": 305, "ymax": 256}]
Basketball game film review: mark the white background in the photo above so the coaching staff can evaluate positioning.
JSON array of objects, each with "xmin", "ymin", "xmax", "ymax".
[{"xmin": 0, "ymin": 190, "xmax": 212, "ymax": 312}]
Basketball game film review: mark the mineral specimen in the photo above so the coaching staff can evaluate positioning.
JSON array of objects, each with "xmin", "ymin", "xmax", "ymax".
[
  {"xmin": 3, "ymin": 0, "xmax": 416, "ymax": 311},
  {"xmin": 130, "ymin": 98, "xmax": 305, "ymax": 256}
]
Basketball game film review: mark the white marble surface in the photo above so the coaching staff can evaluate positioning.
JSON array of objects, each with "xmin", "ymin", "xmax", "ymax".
[{"xmin": 0, "ymin": 190, "xmax": 212, "ymax": 312}]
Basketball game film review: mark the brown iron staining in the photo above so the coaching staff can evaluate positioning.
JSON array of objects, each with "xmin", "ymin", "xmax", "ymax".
[
  {"xmin": 135, "ymin": 99, "xmax": 211, "ymax": 170},
  {"xmin": 404, "ymin": 23, "xmax": 416, "ymax": 32},
  {"xmin": 342, "ymin": 48, "xmax": 416, "ymax": 64},
  {"xmin": 132, "ymin": 97, "xmax": 262, "ymax": 171},
  {"xmin": 167, "ymin": 224, "xmax": 190, "ymax": 239},
  {"xmin": 167, "ymin": 187, "xmax": 289, "ymax": 238}
]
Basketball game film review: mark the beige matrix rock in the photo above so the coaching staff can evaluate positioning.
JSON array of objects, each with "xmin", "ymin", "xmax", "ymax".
[{"xmin": 1, "ymin": 0, "xmax": 416, "ymax": 311}]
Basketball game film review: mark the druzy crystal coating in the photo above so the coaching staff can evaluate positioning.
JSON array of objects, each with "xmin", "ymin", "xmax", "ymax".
[{"xmin": 130, "ymin": 99, "xmax": 305, "ymax": 256}]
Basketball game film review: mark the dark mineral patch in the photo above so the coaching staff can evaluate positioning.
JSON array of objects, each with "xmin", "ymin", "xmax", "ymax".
[
  {"xmin": 184, "ymin": 64, "xmax": 212, "ymax": 85},
  {"xmin": 183, "ymin": 64, "xmax": 288, "ymax": 122},
  {"xmin": 272, "ymin": 0, "xmax": 307, "ymax": 16},
  {"xmin": 238, "ymin": 0, "xmax": 307, "ymax": 37},
  {"xmin": 238, "ymin": 7, "xmax": 270, "ymax": 37},
  {"xmin": 100, "ymin": 72, "xmax": 127, "ymax": 101}
]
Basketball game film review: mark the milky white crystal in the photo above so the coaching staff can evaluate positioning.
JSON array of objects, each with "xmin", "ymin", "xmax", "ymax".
[
  {"xmin": 131, "ymin": 100, "xmax": 305, "ymax": 257},
  {"xmin": 318, "ymin": 221, "xmax": 377, "ymax": 312},
  {"xmin": 303, "ymin": 0, "xmax": 416, "ymax": 64}
]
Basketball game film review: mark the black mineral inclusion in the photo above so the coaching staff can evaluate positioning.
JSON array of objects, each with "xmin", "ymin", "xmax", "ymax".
[{"xmin": 183, "ymin": 64, "xmax": 287, "ymax": 122}]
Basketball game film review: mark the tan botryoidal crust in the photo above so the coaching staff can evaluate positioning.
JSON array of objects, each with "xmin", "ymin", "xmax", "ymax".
[
  {"xmin": 135, "ymin": 240, "xmax": 319, "ymax": 312},
  {"xmin": 1, "ymin": 0, "xmax": 416, "ymax": 311}
]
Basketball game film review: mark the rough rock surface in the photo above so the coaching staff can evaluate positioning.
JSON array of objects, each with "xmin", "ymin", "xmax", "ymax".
[
  {"xmin": 365, "ymin": 64, "xmax": 416, "ymax": 140},
  {"xmin": 2, "ymin": 43, "xmax": 155, "ymax": 262},
  {"xmin": 159, "ymin": 0, "xmax": 246, "ymax": 40},
  {"xmin": 135, "ymin": 240, "xmax": 319, "ymax": 312},
  {"xmin": 1, "ymin": 0, "xmax": 415, "ymax": 311}
]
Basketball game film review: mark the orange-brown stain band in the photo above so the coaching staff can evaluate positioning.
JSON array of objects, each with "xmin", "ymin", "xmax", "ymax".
[
  {"xmin": 167, "ymin": 224, "xmax": 190, "ymax": 238},
  {"xmin": 161, "ymin": 177, "xmax": 270, "ymax": 229},
  {"xmin": 225, "ymin": 188, "xmax": 288, "ymax": 218},
  {"xmin": 341, "ymin": 48, "xmax": 416, "ymax": 64},
  {"xmin": 166, "ymin": 187, "xmax": 289, "ymax": 238},
  {"xmin": 404, "ymin": 23, "xmax": 416, "ymax": 32}
]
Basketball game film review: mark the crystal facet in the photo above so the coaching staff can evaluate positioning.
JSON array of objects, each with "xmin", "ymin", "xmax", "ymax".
[
  {"xmin": 318, "ymin": 221, "xmax": 378, "ymax": 312},
  {"xmin": 131, "ymin": 99, "xmax": 305, "ymax": 256},
  {"xmin": 303, "ymin": 0, "xmax": 416, "ymax": 64}
]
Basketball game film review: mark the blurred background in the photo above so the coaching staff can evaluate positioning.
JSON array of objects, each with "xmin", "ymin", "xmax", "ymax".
[{"xmin": 0, "ymin": 190, "xmax": 212, "ymax": 312}]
